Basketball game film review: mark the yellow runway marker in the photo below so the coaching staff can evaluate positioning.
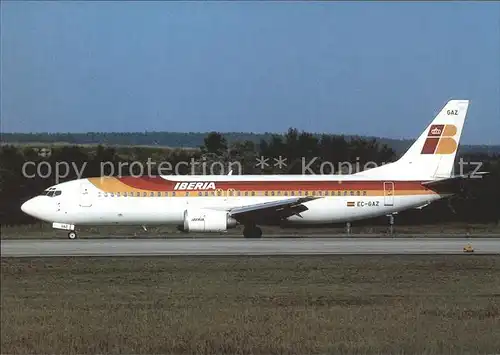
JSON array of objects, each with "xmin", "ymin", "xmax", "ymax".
[{"xmin": 463, "ymin": 243, "xmax": 474, "ymax": 253}]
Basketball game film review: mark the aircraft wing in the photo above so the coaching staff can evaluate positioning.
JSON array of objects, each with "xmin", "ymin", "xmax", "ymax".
[{"xmin": 228, "ymin": 196, "xmax": 319, "ymax": 224}]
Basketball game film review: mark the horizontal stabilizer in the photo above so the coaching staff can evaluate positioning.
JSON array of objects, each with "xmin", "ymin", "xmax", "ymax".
[
  {"xmin": 414, "ymin": 203, "xmax": 430, "ymax": 210},
  {"xmin": 422, "ymin": 172, "xmax": 489, "ymax": 193}
]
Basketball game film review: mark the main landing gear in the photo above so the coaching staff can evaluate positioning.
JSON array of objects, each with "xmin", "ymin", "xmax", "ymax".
[
  {"xmin": 386, "ymin": 213, "xmax": 397, "ymax": 235},
  {"xmin": 243, "ymin": 225, "xmax": 263, "ymax": 239},
  {"xmin": 68, "ymin": 231, "xmax": 77, "ymax": 239}
]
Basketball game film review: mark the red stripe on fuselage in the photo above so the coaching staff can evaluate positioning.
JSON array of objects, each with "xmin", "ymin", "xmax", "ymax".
[{"xmin": 115, "ymin": 177, "xmax": 429, "ymax": 192}]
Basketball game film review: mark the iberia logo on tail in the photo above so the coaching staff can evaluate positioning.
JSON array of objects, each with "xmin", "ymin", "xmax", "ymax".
[{"xmin": 421, "ymin": 124, "xmax": 458, "ymax": 154}]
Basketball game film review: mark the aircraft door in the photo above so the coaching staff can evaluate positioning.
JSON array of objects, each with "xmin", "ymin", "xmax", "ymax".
[
  {"xmin": 383, "ymin": 182, "xmax": 394, "ymax": 206},
  {"xmin": 79, "ymin": 180, "xmax": 93, "ymax": 207}
]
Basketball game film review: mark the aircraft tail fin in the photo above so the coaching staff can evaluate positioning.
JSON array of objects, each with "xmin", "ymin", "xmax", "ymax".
[{"xmin": 358, "ymin": 99, "xmax": 470, "ymax": 180}]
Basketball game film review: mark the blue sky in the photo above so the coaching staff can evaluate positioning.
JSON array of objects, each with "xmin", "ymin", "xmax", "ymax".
[{"xmin": 1, "ymin": 1, "xmax": 499, "ymax": 144}]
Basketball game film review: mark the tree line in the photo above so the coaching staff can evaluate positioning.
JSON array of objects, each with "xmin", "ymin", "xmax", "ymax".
[
  {"xmin": 1, "ymin": 128, "xmax": 499, "ymax": 226},
  {"xmin": 3, "ymin": 131, "xmax": 499, "ymax": 155}
]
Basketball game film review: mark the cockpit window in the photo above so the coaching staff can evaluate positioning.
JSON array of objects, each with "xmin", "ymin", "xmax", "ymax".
[{"xmin": 41, "ymin": 189, "xmax": 62, "ymax": 197}]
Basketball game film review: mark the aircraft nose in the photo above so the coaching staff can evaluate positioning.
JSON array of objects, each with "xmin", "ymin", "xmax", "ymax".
[{"xmin": 21, "ymin": 198, "xmax": 37, "ymax": 216}]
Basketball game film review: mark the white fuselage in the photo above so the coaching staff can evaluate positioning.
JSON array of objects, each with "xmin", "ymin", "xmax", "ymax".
[{"xmin": 21, "ymin": 175, "xmax": 444, "ymax": 228}]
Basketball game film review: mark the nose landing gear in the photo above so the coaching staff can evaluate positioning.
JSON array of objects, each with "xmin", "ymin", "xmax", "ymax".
[{"xmin": 52, "ymin": 222, "xmax": 77, "ymax": 239}]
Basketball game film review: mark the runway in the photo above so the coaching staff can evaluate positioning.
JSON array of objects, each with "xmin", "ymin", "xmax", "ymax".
[{"xmin": 2, "ymin": 238, "xmax": 500, "ymax": 257}]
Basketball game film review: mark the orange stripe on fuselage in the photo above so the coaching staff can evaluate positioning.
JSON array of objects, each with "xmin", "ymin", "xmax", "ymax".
[{"xmin": 88, "ymin": 177, "xmax": 150, "ymax": 193}]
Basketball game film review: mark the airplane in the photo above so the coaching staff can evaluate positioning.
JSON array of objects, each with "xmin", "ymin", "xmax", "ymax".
[{"xmin": 21, "ymin": 99, "xmax": 476, "ymax": 239}]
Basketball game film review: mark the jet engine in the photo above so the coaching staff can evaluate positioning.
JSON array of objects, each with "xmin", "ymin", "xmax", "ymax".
[{"xmin": 180, "ymin": 209, "xmax": 237, "ymax": 232}]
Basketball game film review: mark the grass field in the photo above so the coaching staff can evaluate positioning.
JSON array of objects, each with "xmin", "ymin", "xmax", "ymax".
[{"xmin": 1, "ymin": 255, "xmax": 500, "ymax": 354}]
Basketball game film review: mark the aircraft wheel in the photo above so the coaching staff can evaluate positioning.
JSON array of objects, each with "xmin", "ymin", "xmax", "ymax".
[
  {"xmin": 68, "ymin": 231, "xmax": 77, "ymax": 240},
  {"xmin": 243, "ymin": 226, "xmax": 262, "ymax": 239}
]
